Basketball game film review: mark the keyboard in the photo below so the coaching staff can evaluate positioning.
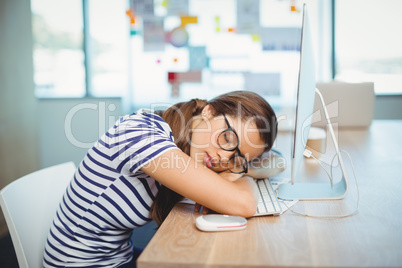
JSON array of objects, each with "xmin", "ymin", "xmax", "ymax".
[{"xmin": 254, "ymin": 178, "xmax": 282, "ymax": 216}]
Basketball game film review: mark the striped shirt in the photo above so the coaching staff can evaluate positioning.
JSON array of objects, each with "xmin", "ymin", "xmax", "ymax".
[{"xmin": 43, "ymin": 111, "xmax": 178, "ymax": 267}]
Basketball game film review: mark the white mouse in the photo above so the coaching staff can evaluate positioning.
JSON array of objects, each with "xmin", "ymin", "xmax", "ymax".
[{"xmin": 196, "ymin": 214, "xmax": 247, "ymax": 232}]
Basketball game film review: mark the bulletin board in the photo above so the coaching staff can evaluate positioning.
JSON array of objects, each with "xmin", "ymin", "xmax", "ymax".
[{"xmin": 127, "ymin": 0, "xmax": 302, "ymax": 107}]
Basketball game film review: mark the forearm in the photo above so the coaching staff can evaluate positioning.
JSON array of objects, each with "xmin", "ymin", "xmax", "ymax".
[
  {"xmin": 194, "ymin": 175, "xmax": 258, "ymax": 216},
  {"xmin": 143, "ymin": 149, "xmax": 258, "ymax": 218},
  {"xmin": 236, "ymin": 175, "xmax": 259, "ymax": 203},
  {"xmin": 228, "ymin": 175, "xmax": 259, "ymax": 217}
]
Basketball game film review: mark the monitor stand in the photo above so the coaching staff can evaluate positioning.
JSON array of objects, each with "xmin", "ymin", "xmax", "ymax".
[{"xmin": 277, "ymin": 88, "xmax": 350, "ymax": 200}]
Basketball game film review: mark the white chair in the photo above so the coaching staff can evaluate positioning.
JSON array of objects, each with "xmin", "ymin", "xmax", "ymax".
[
  {"xmin": 0, "ymin": 162, "xmax": 76, "ymax": 268},
  {"xmin": 313, "ymin": 81, "xmax": 375, "ymax": 128}
]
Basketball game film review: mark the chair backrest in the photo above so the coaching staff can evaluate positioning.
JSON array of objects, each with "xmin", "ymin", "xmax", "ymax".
[
  {"xmin": 0, "ymin": 162, "xmax": 76, "ymax": 268},
  {"xmin": 313, "ymin": 81, "xmax": 375, "ymax": 128}
]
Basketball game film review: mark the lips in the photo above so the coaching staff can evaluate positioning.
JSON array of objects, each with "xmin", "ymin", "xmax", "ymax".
[{"xmin": 204, "ymin": 153, "xmax": 215, "ymax": 168}]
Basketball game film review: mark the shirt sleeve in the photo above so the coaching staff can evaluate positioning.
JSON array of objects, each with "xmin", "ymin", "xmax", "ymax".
[{"xmin": 110, "ymin": 114, "xmax": 178, "ymax": 175}]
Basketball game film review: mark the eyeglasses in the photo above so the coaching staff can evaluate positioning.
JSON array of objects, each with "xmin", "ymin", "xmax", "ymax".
[{"xmin": 217, "ymin": 114, "xmax": 248, "ymax": 174}]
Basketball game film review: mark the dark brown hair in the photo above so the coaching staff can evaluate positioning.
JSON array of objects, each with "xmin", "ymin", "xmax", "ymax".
[{"xmin": 150, "ymin": 91, "xmax": 277, "ymax": 225}]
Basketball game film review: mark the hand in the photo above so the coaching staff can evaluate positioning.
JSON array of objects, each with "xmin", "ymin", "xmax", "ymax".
[
  {"xmin": 194, "ymin": 203, "xmax": 215, "ymax": 214},
  {"xmin": 193, "ymin": 171, "xmax": 242, "ymax": 213}
]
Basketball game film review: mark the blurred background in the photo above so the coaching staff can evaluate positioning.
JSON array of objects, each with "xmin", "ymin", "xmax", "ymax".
[{"xmin": 1, "ymin": 0, "xmax": 402, "ymax": 265}]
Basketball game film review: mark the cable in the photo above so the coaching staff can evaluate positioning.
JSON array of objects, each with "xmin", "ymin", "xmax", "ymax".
[
  {"xmin": 304, "ymin": 149, "xmax": 333, "ymax": 188},
  {"xmin": 271, "ymin": 149, "xmax": 283, "ymax": 157},
  {"xmin": 282, "ymin": 150, "xmax": 360, "ymax": 219}
]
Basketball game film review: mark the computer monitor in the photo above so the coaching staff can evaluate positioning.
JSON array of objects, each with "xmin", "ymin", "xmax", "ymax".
[{"xmin": 277, "ymin": 3, "xmax": 350, "ymax": 200}]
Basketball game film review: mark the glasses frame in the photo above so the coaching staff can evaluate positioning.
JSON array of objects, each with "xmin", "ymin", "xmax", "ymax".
[{"xmin": 218, "ymin": 114, "xmax": 248, "ymax": 174}]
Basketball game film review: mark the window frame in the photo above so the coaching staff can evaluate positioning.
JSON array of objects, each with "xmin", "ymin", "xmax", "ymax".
[{"xmin": 82, "ymin": 0, "xmax": 92, "ymax": 97}]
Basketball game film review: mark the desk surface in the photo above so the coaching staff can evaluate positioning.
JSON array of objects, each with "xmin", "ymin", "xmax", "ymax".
[{"xmin": 138, "ymin": 121, "xmax": 402, "ymax": 268}]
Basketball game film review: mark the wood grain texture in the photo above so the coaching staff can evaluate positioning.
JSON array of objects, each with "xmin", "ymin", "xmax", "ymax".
[{"xmin": 138, "ymin": 121, "xmax": 402, "ymax": 268}]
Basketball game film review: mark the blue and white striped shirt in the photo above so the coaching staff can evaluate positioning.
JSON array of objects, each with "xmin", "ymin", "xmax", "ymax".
[{"xmin": 44, "ymin": 112, "xmax": 178, "ymax": 267}]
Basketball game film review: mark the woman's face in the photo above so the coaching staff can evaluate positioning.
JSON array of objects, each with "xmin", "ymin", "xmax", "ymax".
[{"xmin": 190, "ymin": 106, "xmax": 265, "ymax": 173}]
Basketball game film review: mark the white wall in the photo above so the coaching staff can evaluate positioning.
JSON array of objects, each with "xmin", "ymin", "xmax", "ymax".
[
  {"xmin": 0, "ymin": 0, "xmax": 125, "ymax": 235},
  {"xmin": 38, "ymin": 98, "xmax": 123, "ymax": 168},
  {"xmin": 0, "ymin": 0, "xmax": 40, "ymax": 183},
  {"xmin": 0, "ymin": 0, "xmax": 40, "ymax": 234}
]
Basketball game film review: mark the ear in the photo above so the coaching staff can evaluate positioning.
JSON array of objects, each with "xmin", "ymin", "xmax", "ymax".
[{"xmin": 201, "ymin": 105, "xmax": 215, "ymax": 120}]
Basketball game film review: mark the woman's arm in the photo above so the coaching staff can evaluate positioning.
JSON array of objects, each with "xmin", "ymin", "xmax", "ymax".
[
  {"xmin": 245, "ymin": 150, "xmax": 286, "ymax": 179},
  {"xmin": 141, "ymin": 149, "xmax": 259, "ymax": 218}
]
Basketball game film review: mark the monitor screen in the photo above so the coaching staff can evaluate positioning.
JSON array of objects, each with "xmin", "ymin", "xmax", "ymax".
[
  {"xmin": 290, "ymin": 3, "xmax": 316, "ymax": 185},
  {"xmin": 277, "ymin": 4, "xmax": 349, "ymax": 201}
]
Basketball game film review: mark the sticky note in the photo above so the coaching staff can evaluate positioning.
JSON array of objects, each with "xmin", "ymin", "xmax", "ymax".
[
  {"xmin": 252, "ymin": 34, "xmax": 261, "ymax": 42},
  {"xmin": 181, "ymin": 16, "xmax": 198, "ymax": 27}
]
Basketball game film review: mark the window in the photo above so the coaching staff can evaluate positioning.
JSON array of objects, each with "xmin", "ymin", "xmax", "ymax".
[
  {"xmin": 31, "ymin": 0, "xmax": 129, "ymax": 98},
  {"xmin": 32, "ymin": 0, "xmax": 85, "ymax": 97},
  {"xmin": 129, "ymin": 0, "xmax": 328, "ymax": 112},
  {"xmin": 31, "ymin": 0, "xmax": 329, "ymax": 104},
  {"xmin": 335, "ymin": 0, "xmax": 402, "ymax": 94},
  {"xmin": 87, "ymin": 0, "xmax": 129, "ymax": 97}
]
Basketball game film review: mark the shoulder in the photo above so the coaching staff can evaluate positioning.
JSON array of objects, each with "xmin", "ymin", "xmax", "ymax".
[
  {"xmin": 117, "ymin": 111, "xmax": 173, "ymax": 139},
  {"xmin": 118, "ymin": 111, "xmax": 163, "ymax": 126},
  {"xmin": 105, "ymin": 112, "xmax": 178, "ymax": 174}
]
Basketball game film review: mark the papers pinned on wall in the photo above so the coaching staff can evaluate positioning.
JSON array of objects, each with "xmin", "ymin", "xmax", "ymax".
[
  {"xmin": 189, "ymin": 46, "xmax": 208, "ymax": 70},
  {"xmin": 168, "ymin": 71, "xmax": 202, "ymax": 97},
  {"xmin": 237, "ymin": 0, "xmax": 260, "ymax": 34},
  {"xmin": 131, "ymin": 0, "xmax": 154, "ymax": 17},
  {"xmin": 261, "ymin": 27, "xmax": 301, "ymax": 51},
  {"xmin": 167, "ymin": 0, "xmax": 189, "ymax": 16},
  {"xmin": 143, "ymin": 17, "xmax": 165, "ymax": 51}
]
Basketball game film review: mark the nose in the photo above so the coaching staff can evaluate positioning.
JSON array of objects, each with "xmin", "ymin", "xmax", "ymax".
[{"xmin": 217, "ymin": 149, "xmax": 235, "ymax": 163}]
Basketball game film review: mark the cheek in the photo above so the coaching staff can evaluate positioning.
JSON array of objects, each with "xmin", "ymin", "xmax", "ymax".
[
  {"xmin": 210, "ymin": 131, "xmax": 221, "ymax": 148},
  {"xmin": 243, "ymin": 129, "xmax": 266, "ymax": 155},
  {"xmin": 191, "ymin": 131, "xmax": 220, "ymax": 150},
  {"xmin": 190, "ymin": 132, "xmax": 211, "ymax": 151},
  {"xmin": 240, "ymin": 138, "xmax": 266, "ymax": 160}
]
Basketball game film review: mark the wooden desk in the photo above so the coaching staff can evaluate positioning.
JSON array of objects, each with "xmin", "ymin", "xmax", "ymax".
[{"xmin": 138, "ymin": 121, "xmax": 402, "ymax": 268}]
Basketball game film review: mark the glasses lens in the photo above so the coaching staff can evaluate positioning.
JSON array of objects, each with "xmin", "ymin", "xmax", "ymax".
[
  {"xmin": 218, "ymin": 130, "xmax": 238, "ymax": 151},
  {"xmin": 228, "ymin": 155, "xmax": 247, "ymax": 173}
]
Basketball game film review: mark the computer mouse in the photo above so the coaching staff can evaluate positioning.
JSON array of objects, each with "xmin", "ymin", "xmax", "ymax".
[{"xmin": 195, "ymin": 214, "xmax": 247, "ymax": 232}]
